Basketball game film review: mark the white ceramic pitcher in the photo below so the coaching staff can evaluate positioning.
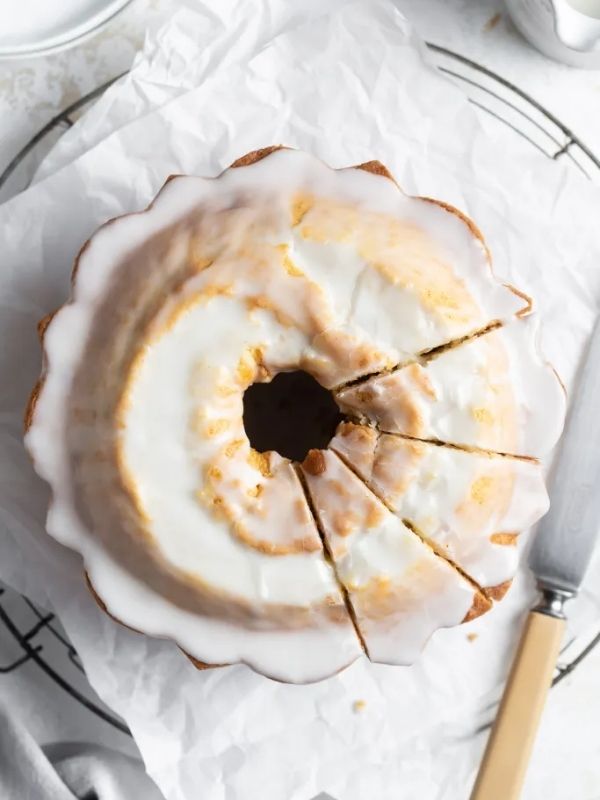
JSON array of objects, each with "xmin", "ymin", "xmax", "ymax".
[{"xmin": 506, "ymin": 0, "xmax": 600, "ymax": 67}]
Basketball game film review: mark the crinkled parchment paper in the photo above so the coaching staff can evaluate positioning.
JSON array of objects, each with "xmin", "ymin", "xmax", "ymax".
[{"xmin": 2, "ymin": 1, "xmax": 600, "ymax": 798}]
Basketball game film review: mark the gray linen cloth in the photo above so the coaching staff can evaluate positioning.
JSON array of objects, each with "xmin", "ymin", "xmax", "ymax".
[{"xmin": 0, "ymin": 704, "xmax": 164, "ymax": 800}]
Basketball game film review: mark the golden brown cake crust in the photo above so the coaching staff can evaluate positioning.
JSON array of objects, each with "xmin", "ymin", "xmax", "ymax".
[
  {"xmin": 485, "ymin": 579, "xmax": 512, "ymax": 602},
  {"xmin": 25, "ymin": 146, "xmax": 521, "ymax": 676},
  {"xmin": 184, "ymin": 654, "xmax": 218, "ymax": 670},
  {"xmin": 84, "ymin": 572, "xmax": 224, "ymax": 671},
  {"xmin": 356, "ymin": 160, "xmax": 396, "ymax": 181},
  {"xmin": 23, "ymin": 312, "xmax": 56, "ymax": 433},
  {"xmin": 230, "ymin": 145, "xmax": 285, "ymax": 168},
  {"xmin": 24, "ymin": 380, "xmax": 43, "ymax": 434},
  {"xmin": 420, "ymin": 196, "xmax": 488, "ymax": 250},
  {"xmin": 462, "ymin": 590, "xmax": 493, "ymax": 623},
  {"xmin": 419, "ymin": 196, "xmax": 532, "ymax": 315}
]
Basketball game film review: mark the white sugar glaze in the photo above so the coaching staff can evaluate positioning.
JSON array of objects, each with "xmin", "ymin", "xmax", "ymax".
[
  {"xmin": 300, "ymin": 449, "xmax": 481, "ymax": 664},
  {"xmin": 337, "ymin": 317, "xmax": 565, "ymax": 458},
  {"xmin": 331, "ymin": 422, "xmax": 549, "ymax": 589},
  {"xmin": 25, "ymin": 148, "xmax": 551, "ymax": 682}
]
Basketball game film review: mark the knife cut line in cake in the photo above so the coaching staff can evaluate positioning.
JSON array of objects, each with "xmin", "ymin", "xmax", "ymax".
[
  {"xmin": 295, "ymin": 463, "xmax": 370, "ymax": 658},
  {"xmin": 300, "ymin": 448, "xmax": 492, "ymax": 665},
  {"xmin": 325, "ymin": 442, "xmax": 493, "ymax": 601},
  {"xmin": 331, "ymin": 320, "xmax": 504, "ymax": 394},
  {"xmin": 330, "ymin": 422, "xmax": 549, "ymax": 600},
  {"xmin": 336, "ymin": 315, "xmax": 565, "ymax": 460}
]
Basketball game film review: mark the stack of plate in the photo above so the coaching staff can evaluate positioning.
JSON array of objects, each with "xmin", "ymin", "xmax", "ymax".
[{"xmin": 0, "ymin": 0, "xmax": 132, "ymax": 59}]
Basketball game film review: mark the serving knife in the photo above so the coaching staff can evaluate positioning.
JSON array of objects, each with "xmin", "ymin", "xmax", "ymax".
[{"xmin": 471, "ymin": 316, "xmax": 600, "ymax": 800}]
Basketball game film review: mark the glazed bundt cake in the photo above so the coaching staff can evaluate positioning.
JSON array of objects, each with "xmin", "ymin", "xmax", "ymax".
[{"xmin": 25, "ymin": 147, "xmax": 565, "ymax": 682}]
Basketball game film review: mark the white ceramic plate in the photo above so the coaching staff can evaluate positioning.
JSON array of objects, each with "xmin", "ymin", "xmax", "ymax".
[{"xmin": 0, "ymin": 0, "xmax": 133, "ymax": 59}]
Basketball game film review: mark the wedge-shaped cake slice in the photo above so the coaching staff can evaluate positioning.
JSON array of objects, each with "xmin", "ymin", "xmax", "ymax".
[
  {"xmin": 300, "ymin": 449, "xmax": 489, "ymax": 665},
  {"xmin": 289, "ymin": 178, "xmax": 529, "ymax": 366},
  {"xmin": 331, "ymin": 423, "xmax": 549, "ymax": 593},
  {"xmin": 336, "ymin": 318, "xmax": 565, "ymax": 458}
]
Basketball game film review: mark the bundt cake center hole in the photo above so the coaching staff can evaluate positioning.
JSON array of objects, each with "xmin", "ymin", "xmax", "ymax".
[{"xmin": 243, "ymin": 370, "xmax": 344, "ymax": 462}]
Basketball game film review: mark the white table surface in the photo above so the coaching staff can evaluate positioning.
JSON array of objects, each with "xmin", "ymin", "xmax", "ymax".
[{"xmin": 1, "ymin": 1, "xmax": 599, "ymax": 798}]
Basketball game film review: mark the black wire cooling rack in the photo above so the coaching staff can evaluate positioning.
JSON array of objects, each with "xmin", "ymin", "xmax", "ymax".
[{"xmin": 1, "ymin": 44, "xmax": 599, "ymax": 739}]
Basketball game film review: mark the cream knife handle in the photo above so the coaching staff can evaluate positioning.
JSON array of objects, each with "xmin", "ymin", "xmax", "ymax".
[{"xmin": 470, "ymin": 610, "xmax": 565, "ymax": 800}]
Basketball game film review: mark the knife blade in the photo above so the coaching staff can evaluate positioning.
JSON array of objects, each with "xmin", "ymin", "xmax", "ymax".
[{"xmin": 529, "ymin": 314, "xmax": 600, "ymax": 600}]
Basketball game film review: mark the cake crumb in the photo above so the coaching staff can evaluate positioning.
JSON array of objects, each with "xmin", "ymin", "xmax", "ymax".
[
  {"xmin": 303, "ymin": 449, "xmax": 326, "ymax": 476},
  {"xmin": 467, "ymin": 632, "xmax": 478, "ymax": 643},
  {"xmin": 353, "ymin": 699, "xmax": 367, "ymax": 713},
  {"xmin": 483, "ymin": 12, "xmax": 501, "ymax": 32}
]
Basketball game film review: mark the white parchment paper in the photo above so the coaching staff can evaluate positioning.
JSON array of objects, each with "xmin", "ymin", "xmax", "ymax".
[{"xmin": 2, "ymin": 2, "xmax": 600, "ymax": 798}]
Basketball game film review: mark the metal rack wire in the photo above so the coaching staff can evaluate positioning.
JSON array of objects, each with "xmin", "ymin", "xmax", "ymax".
[{"xmin": 1, "ymin": 44, "xmax": 599, "ymax": 738}]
